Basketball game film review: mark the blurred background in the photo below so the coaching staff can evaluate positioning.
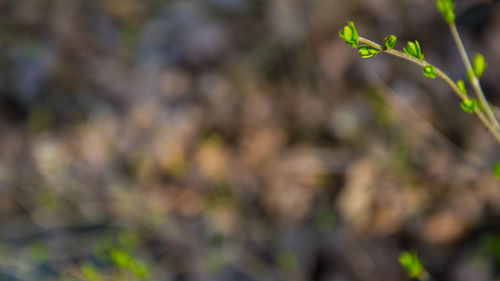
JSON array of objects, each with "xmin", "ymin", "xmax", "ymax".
[{"xmin": 1, "ymin": 0, "xmax": 500, "ymax": 280}]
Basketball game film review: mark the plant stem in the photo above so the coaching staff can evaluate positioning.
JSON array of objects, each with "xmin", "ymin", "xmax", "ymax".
[
  {"xmin": 449, "ymin": 23, "xmax": 500, "ymax": 130},
  {"xmin": 358, "ymin": 36, "xmax": 500, "ymax": 144}
]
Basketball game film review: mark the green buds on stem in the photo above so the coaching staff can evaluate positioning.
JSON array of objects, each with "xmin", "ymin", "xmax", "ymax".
[
  {"xmin": 399, "ymin": 251, "xmax": 423, "ymax": 278},
  {"xmin": 384, "ymin": 35, "xmax": 397, "ymax": 50},
  {"xmin": 436, "ymin": 0, "xmax": 455, "ymax": 24},
  {"xmin": 358, "ymin": 45, "xmax": 379, "ymax": 58},
  {"xmin": 339, "ymin": 21, "xmax": 359, "ymax": 48},
  {"xmin": 423, "ymin": 65, "xmax": 436, "ymax": 79},
  {"xmin": 461, "ymin": 97, "xmax": 477, "ymax": 113},
  {"xmin": 456, "ymin": 80, "xmax": 466, "ymax": 94},
  {"xmin": 472, "ymin": 53, "xmax": 486, "ymax": 78},
  {"xmin": 404, "ymin": 41, "xmax": 424, "ymax": 61},
  {"xmin": 337, "ymin": 19, "xmax": 500, "ymax": 178}
]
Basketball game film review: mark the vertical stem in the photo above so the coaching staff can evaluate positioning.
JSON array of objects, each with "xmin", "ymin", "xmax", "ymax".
[{"xmin": 449, "ymin": 23, "xmax": 500, "ymax": 130}]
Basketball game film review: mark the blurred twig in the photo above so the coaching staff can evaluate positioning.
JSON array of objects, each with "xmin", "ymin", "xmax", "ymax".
[
  {"xmin": 368, "ymin": 73, "xmax": 485, "ymax": 169},
  {"xmin": 449, "ymin": 23, "xmax": 500, "ymax": 130}
]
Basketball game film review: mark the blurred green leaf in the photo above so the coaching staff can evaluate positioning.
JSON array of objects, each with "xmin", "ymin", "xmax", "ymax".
[
  {"xmin": 110, "ymin": 248, "xmax": 132, "ymax": 269},
  {"xmin": 473, "ymin": 53, "xmax": 486, "ymax": 78},
  {"xmin": 493, "ymin": 162, "xmax": 500, "ymax": 179},
  {"xmin": 131, "ymin": 260, "xmax": 150, "ymax": 279},
  {"xmin": 28, "ymin": 241, "xmax": 50, "ymax": 263},
  {"xmin": 399, "ymin": 251, "xmax": 423, "ymax": 278},
  {"xmin": 466, "ymin": 73, "xmax": 475, "ymax": 87},
  {"xmin": 436, "ymin": 0, "xmax": 455, "ymax": 23},
  {"xmin": 456, "ymin": 80, "xmax": 467, "ymax": 94},
  {"xmin": 81, "ymin": 262, "xmax": 103, "ymax": 281},
  {"xmin": 93, "ymin": 232, "xmax": 114, "ymax": 262},
  {"xmin": 479, "ymin": 233, "xmax": 500, "ymax": 269}
]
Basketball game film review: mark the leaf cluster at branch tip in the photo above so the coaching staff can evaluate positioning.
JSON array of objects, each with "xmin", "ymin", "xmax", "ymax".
[
  {"xmin": 339, "ymin": 21, "xmax": 358, "ymax": 48},
  {"xmin": 436, "ymin": 0, "xmax": 455, "ymax": 24},
  {"xmin": 338, "ymin": 14, "xmax": 500, "ymax": 176}
]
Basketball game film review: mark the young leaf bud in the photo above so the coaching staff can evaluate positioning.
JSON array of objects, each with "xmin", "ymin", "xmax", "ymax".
[
  {"xmin": 399, "ymin": 252, "xmax": 423, "ymax": 278},
  {"xmin": 456, "ymin": 80, "xmax": 466, "ymax": 94},
  {"xmin": 423, "ymin": 65, "xmax": 436, "ymax": 79},
  {"xmin": 384, "ymin": 35, "xmax": 397, "ymax": 50},
  {"xmin": 473, "ymin": 53, "xmax": 486, "ymax": 78},
  {"xmin": 404, "ymin": 41, "xmax": 424, "ymax": 61},
  {"xmin": 339, "ymin": 21, "xmax": 359, "ymax": 48},
  {"xmin": 436, "ymin": 0, "xmax": 455, "ymax": 23},
  {"xmin": 358, "ymin": 45, "xmax": 379, "ymax": 58},
  {"xmin": 460, "ymin": 97, "xmax": 477, "ymax": 113}
]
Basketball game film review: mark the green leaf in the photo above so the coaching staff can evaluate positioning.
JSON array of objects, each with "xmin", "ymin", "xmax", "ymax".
[
  {"xmin": 473, "ymin": 53, "xmax": 486, "ymax": 78},
  {"xmin": 339, "ymin": 21, "xmax": 359, "ymax": 48},
  {"xmin": 436, "ymin": 0, "xmax": 455, "ymax": 23},
  {"xmin": 28, "ymin": 241, "xmax": 50, "ymax": 263},
  {"xmin": 456, "ymin": 80, "xmax": 466, "ymax": 94},
  {"xmin": 358, "ymin": 45, "xmax": 379, "ymax": 58},
  {"xmin": 423, "ymin": 65, "xmax": 436, "ymax": 79},
  {"xmin": 466, "ymin": 72, "xmax": 475, "ymax": 85},
  {"xmin": 493, "ymin": 162, "xmax": 500, "ymax": 179},
  {"xmin": 399, "ymin": 251, "xmax": 423, "ymax": 278},
  {"xmin": 384, "ymin": 35, "xmax": 397, "ymax": 50},
  {"xmin": 81, "ymin": 263, "xmax": 103, "ymax": 281},
  {"xmin": 404, "ymin": 41, "xmax": 424, "ymax": 61},
  {"xmin": 461, "ymin": 97, "xmax": 477, "ymax": 113},
  {"xmin": 132, "ymin": 260, "xmax": 150, "ymax": 279},
  {"xmin": 110, "ymin": 248, "xmax": 132, "ymax": 269}
]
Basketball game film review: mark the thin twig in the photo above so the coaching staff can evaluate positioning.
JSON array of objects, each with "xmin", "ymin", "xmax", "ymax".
[
  {"xmin": 369, "ymin": 75, "xmax": 484, "ymax": 168},
  {"xmin": 449, "ymin": 23, "xmax": 500, "ymax": 130},
  {"xmin": 358, "ymin": 36, "xmax": 500, "ymax": 144}
]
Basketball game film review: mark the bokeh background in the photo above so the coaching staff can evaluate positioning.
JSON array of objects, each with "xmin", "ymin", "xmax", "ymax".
[{"xmin": 1, "ymin": 0, "xmax": 500, "ymax": 280}]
